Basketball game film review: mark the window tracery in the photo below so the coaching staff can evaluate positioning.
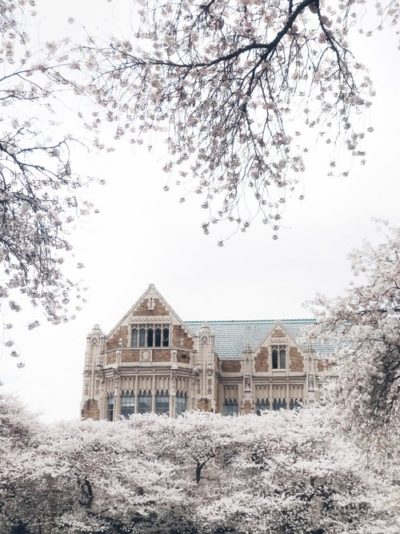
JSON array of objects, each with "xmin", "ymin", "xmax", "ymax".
[
  {"xmin": 131, "ymin": 324, "xmax": 170, "ymax": 348},
  {"xmin": 176, "ymin": 391, "xmax": 187, "ymax": 415},
  {"xmin": 121, "ymin": 391, "xmax": 135, "ymax": 418},
  {"xmin": 155, "ymin": 390, "xmax": 169, "ymax": 414},
  {"xmin": 272, "ymin": 345, "xmax": 286, "ymax": 370}
]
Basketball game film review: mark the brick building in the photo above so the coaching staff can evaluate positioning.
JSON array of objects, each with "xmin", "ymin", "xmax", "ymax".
[{"xmin": 81, "ymin": 284, "xmax": 327, "ymax": 420}]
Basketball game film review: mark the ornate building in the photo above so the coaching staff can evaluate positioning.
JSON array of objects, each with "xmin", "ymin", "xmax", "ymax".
[{"xmin": 81, "ymin": 284, "xmax": 328, "ymax": 420}]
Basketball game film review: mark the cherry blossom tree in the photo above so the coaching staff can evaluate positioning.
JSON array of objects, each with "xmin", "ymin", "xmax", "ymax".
[
  {"xmin": 0, "ymin": 1, "xmax": 99, "ymax": 363},
  {"xmin": 78, "ymin": 0, "xmax": 399, "ymax": 241},
  {"xmin": 310, "ymin": 224, "xmax": 400, "ymax": 439},
  {"xmin": 2, "ymin": 398, "xmax": 400, "ymax": 533}
]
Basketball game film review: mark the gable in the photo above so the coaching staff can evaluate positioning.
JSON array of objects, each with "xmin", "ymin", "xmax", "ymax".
[
  {"xmin": 185, "ymin": 319, "xmax": 316, "ymax": 359},
  {"xmin": 106, "ymin": 284, "xmax": 194, "ymax": 350}
]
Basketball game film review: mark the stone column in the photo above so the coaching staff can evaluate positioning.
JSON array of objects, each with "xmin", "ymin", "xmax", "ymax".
[
  {"xmin": 114, "ymin": 377, "xmax": 121, "ymax": 421},
  {"xmin": 134, "ymin": 375, "xmax": 138, "ymax": 414},
  {"xmin": 151, "ymin": 372, "xmax": 156, "ymax": 413},
  {"xmin": 170, "ymin": 372, "xmax": 176, "ymax": 417}
]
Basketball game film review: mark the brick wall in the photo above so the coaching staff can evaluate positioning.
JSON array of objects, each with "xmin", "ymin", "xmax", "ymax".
[
  {"xmin": 221, "ymin": 360, "xmax": 242, "ymax": 373},
  {"xmin": 172, "ymin": 325, "xmax": 194, "ymax": 350},
  {"xmin": 121, "ymin": 350, "xmax": 140, "ymax": 363},
  {"xmin": 81, "ymin": 399, "xmax": 100, "ymax": 420},
  {"xmin": 177, "ymin": 350, "xmax": 190, "ymax": 363},
  {"xmin": 153, "ymin": 350, "xmax": 171, "ymax": 362},
  {"xmin": 255, "ymin": 347, "xmax": 269, "ymax": 372},
  {"xmin": 132, "ymin": 298, "xmax": 169, "ymax": 316},
  {"xmin": 289, "ymin": 347, "xmax": 304, "ymax": 372},
  {"xmin": 106, "ymin": 325, "xmax": 128, "ymax": 350}
]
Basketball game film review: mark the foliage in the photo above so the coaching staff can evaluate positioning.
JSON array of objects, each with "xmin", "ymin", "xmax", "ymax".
[
  {"xmin": 78, "ymin": 0, "xmax": 399, "ymax": 240},
  {"xmin": 310, "ymin": 223, "xmax": 400, "ymax": 438},
  {"xmin": 0, "ymin": 1, "xmax": 99, "ymax": 361},
  {"xmin": 1, "ymin": 397, "xmax": 400, "ymax": 533}
]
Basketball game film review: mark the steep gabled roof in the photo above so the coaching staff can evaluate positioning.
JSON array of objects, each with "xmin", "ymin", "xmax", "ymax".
[
  {"xmin": 185, "ymin": 319, "xmax": 318, "ymax": 359},
  {"xmin": 107, "ymin": 284, "xmax": 194, "ymax": 339}
]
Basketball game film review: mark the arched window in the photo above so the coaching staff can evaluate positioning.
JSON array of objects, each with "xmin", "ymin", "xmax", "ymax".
[
  {"xmin": 138, "ymin": 390, "xmax": 152, "ymax": 414},
  {"xmin": 155, "ymin": 390, "xmax": 169, "ymax": 415},
  {"xmin": 223, "ymin": 399, "xmax": 238, "ymax": 416},
  {"xmin": 107, "ymin": 395, "xmax": 114, "ymax": 421},
  {"xmin": 272, "ymin": 398, "xmax": 278, "ymax": 411},
  {"xmin": 176, "ymin": 391, "xmax": 187, "ymax": 416},
  {"xmin": 282, "ymin": 399, "xmax": 287, "ymax": 409},
  {"xmin": 289, "ymin": 399, "xmax": 295, "ymax": 410},
  {"xmin": 121, "ymin": 391, "xmax": 135, "ymax": 418}
]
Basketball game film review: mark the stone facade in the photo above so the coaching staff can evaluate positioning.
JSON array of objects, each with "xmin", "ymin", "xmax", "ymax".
[{"xmin": 81, "ymin": 284, "xmax": 328, "ymax": 420}]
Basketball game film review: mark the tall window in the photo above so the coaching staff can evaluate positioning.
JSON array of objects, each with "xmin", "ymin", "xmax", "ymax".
[
  {"xmin": 121, "ymin": 392, "xmax": 135, "ymax": 418},
  {"xmin": 131, "ymin": 328, "xmax": 138, "ymax": 347},
  {"xmin": 272, "ymin": 345, "xmax": 286, "ymax": 370},
  {"xmin": 131, "ymin": 324, "xmax": 170, "ymax": 348},
  {"xmin": 139, "ymin": 327, "xmax": 146, "ymax": 347},
  {"xmin": 163, "ymin": 327, "xmax": 169, "ymax": 347},
  {"xmin": 147, "ymin": 327, "xmax": 154, "ymax": 347},
  {"xmin": 107, "ymin": 395, "xmax": 114, "ymax": 421},
  {"xmin": 272, "ymin": 398, "xmax": 287, "ymax": 410},
  {"xmin": 223, "ymin": 399, "xmax": 238, "ymax": 416},
  {"xmin": 138, "ymin": 390, "xmax": 152, "ymax": 414},
  {"xmin": 155, "ymin": 390, "xmax": 169, "ymax": 415},
  {"xmin": 155, "ymin": 327, "xmax": 162, "ymax": 347},
  {"xmin": 176, "ymin": 392, "xmax": 187, "ymax": 416},
  {"xmin": 256, "ymin": 399, "xmax": 270, "ymax": 414}
]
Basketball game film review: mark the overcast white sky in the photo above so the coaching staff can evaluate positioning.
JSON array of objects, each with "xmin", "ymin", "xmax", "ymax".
[{"xmin": 2, "ymin": 1, "xmax": 400, "ymax": 421}]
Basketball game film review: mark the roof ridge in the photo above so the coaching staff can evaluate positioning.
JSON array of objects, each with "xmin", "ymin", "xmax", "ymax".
[{"xmin": 185, "ymin": 318, "xmax": 315, "ymax": 323}]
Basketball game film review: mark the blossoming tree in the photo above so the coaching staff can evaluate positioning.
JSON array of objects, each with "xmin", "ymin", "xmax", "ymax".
[
  {"xmin": 1, "ymin": 396, "xmax": 400, "ymax": 533},
  {"xmin": 0, "ymin": 1, "xmax": 98, "ymax": 363},
  {"xmin": 79, "ymin": 0, "xmax": 400, "ymax": 241},
  {"xmin": 310, "ymin": 224, "xmax": 400, "ymax": 442}
]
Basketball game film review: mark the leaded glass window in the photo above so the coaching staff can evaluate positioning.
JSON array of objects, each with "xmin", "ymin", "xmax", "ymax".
[
  {"xmin": 107, "ymin": 395, "xmax": 114, "ymax": 421},
  {"xmin": 155, "ymin": 327, "xmax": 162, "ymax": 347},
  {"xmin": 131, "ymin": 328, "xmax": 138, "ymax": 348},
  {"xmin": 131, "ymin": 324, "xmax": 170, "ymax": 348},
  {"xmin": 138, "ymin": 390, "xmax": 152, "ymax": 414},
  {"xmin": 121, "ymin": 392, "xmax": 135, "ymax": 418},
  {"xmin": 272, "ymin": 345, "xmax": 286, "ymax": 370},
  {"xmin": 155, "ymin": 390, "xmax": 169, "ymax": 415},
  {"xmin": 163, "ymin": 327, "xmax": 169, "ymax": 347},
  {"xmin": 176, "ymin": 392, "xmax": 187, "ymax": 416},
  {"xmin": 223, "ymin": 399, "xmax": 238, "ymax": 416},
  {"xmin": 256, "ymin": 399, "xmax": 270, "ymax": 414}
]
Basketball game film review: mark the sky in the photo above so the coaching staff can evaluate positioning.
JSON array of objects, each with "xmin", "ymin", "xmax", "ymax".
[{"xmin": 2, "ymin": 0, "xmax": 400, "ymax": 421}]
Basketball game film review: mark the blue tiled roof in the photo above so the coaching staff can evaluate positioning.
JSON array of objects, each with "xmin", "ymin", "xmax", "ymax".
[{"xmin": 185, "ymin": 319, "xmax": 319, "ymax": 360}]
